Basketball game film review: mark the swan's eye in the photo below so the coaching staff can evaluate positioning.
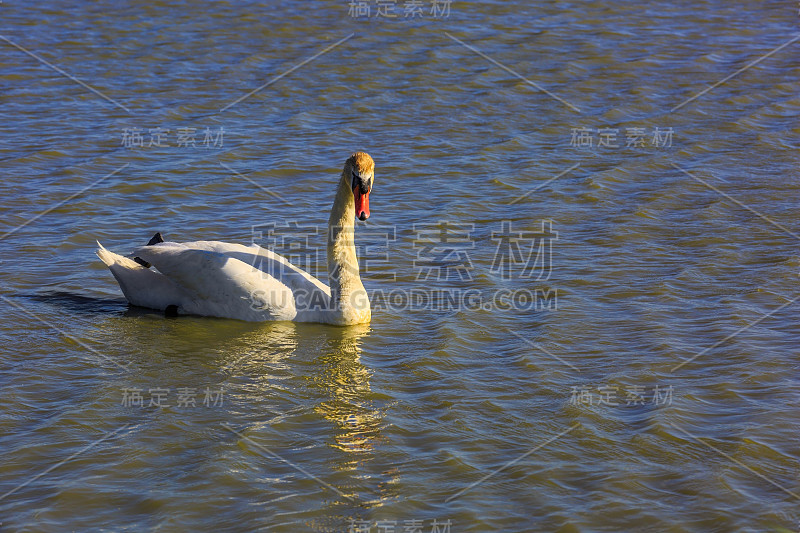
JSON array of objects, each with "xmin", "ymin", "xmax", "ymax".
[{"xmin": 351, "ymin": 170, "xmax": 371, "ymax": 194}]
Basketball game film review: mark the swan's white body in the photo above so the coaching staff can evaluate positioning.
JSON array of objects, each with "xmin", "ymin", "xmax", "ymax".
[{"xmin": 96, "ymin": 153, "xmax": 374, "ymax": 325}]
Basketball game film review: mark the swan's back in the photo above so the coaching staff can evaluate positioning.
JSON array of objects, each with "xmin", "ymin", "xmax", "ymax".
[{"xmin": 121, "ymin": 240, "xmax": 332, "ymax": 322}]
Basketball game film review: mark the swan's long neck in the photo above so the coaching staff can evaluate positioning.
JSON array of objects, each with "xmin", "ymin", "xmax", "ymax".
[{"xmin": 327, "ymin": 174, "xmax": 370, "ymax": 324}]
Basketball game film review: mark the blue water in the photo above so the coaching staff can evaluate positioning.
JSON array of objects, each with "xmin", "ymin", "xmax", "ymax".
[{"xmin": 1, "ymin": 0, "xmax": 799, "ymax": 531}]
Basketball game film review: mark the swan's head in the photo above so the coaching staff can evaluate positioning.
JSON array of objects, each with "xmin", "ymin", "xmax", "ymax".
[{"xmin": 345, "ymin": 151, "xmax": 374, "ymax": 221}]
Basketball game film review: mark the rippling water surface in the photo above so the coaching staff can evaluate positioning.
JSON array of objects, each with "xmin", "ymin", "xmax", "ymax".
[{"xmin": 1, "ymin": 1, "xmax": 800, "ymax": 531}]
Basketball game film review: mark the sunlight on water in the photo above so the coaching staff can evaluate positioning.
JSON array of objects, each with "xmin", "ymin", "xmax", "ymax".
[{"xmin": 1, "ymin": 0, "xmax": 799, "ymax": 530}]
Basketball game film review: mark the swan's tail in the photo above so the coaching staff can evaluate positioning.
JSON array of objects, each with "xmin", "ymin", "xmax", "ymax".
[
  {"xmin": 96, "ymin": 241, "xmax": 142, "ymax": 270},
  {"xmin": 96, "ymin": 241, "xmax": 185, "ymax": 311}
]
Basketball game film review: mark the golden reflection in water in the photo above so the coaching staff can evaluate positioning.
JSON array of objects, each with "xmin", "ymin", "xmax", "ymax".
[
  {"xmin": 308, "ymin": 324, "xmax": 380, "ymax": 456},
  {"xmin": 82, "ymin": 299, "xmax": 397, "ymax": 508},
  {"xmin": 114, "ymin": 309, "xmax": 303, "ymax": 373},
  {"xmin": 217, "ymin": 320, "xmax": 301, "ymax": 376},
  {"xmin": 308, "ymin": 323, "xmax": 402, "ymax": 509}
]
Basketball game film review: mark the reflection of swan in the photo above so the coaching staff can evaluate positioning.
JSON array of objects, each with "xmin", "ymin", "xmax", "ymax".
[
  {"xmin": 310, "ymin": 324, "xmax": 382, "ymax": 454},
  {"xmin": 308, "ymin": 324, "xmax": 402, "ymax": 509},
  {"xmin": 96, "ymin": 152, "xmax": 375, "ymax": 325}
]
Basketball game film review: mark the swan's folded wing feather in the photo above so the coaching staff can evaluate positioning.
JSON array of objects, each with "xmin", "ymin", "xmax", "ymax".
[
  {"xmin": 133, "ymin": 244, "xmax": 297, "ymax": 321},
  {"xmin": 180, "ymin": 241, "xmax": 331, "ymax": 296}
]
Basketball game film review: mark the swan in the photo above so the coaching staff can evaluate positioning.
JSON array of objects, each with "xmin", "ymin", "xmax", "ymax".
[{"xmin": 96, "ymin": 152, "xmax": 375, "ymax": 325}]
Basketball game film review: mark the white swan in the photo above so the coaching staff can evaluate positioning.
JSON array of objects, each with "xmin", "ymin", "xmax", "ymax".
[{"xmin": 96, "ymin": 152, "xmax": 375, "ymax": 325}]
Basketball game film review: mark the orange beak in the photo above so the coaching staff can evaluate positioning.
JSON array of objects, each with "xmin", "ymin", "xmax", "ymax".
[{"xmin": 354, "ymin": 187, "xmax": 370, "ymax": 221}]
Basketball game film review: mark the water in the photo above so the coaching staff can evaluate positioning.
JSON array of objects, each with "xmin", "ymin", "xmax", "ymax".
[{"xmin": 1, "ymin": 0, "xmax": 799, "ymax": 530}]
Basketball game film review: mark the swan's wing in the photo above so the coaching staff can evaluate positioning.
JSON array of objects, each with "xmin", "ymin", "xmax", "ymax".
[
  {"xmin": 133, "ymin": 243, "xmax": 297, "ymax": 321},
  {"xmin": 179, "ymin": 240, "xmax": 331, "ymax": 296}
]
